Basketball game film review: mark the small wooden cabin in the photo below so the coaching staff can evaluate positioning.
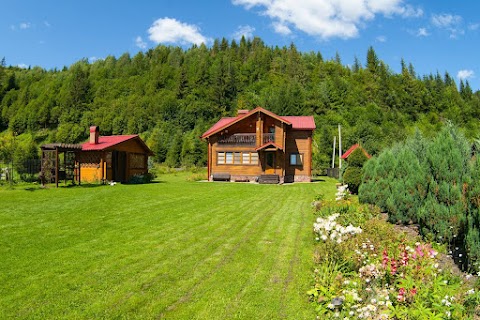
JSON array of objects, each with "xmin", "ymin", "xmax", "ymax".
[
  {"xmin": 76, "ymin": 126, "xmax": 154, "ymax": 183},
  {"xmin": 202, "ymin": 107, "xmax": 315, "ymax": 183}
]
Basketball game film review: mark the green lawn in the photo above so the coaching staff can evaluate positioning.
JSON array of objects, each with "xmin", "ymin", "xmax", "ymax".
[{"xmin": 0, "ymin": 174, "xmax": 337, "ymax": 319}]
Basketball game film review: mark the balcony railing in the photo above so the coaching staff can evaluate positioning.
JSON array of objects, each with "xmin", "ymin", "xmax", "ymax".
[
  {"xmin": 217, "ymin": 133, "xmax": 276, "ymax": 145},
  {"xmin": 218, "ymin": 133, "xmax": 256, "ymax": 145},
  {"xmin": 263, "ymin": 133, "xmax": 275, "ymax": 144}
]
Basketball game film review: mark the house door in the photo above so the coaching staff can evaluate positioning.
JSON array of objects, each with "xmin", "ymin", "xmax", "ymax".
[
  {"xmin": 112, "ymin": 151, "xmax": 127, "ymax": 182},
  {"xmin": 265, "ymin": 152, "xmax": 275, "ymax": 174}
]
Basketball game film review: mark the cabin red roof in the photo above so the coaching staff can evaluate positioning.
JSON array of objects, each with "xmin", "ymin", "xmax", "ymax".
[
  {"xmin": 201, "ymin": 117, "xmax": 236, "ymax": 138},
  {"xmin": 201, "ymin": 107, "xmax": 315, "ymax": 138},
  {"xmin": 341, "ymin": 144, "xmax": 371, "ymax": 159},
  {"xmin": 281, "ymin": 116, "xmax": 316, "ymax": 130},
  {"xmin": 81, "ymin": 135, "xmax": 154, "ymax": 156}
]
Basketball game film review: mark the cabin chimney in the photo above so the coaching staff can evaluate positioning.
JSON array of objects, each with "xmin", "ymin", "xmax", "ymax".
[
  {"xmin": 237, "ymin": 109, "xmax": 249, "ymax": 116},
  {"xmin": 89, "ymin": 126, "xmax": 99, "ymax": 144}
]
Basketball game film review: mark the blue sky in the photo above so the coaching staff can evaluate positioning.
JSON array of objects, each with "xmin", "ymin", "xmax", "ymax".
[{"xmin": 2, "ymin": 0, "xmax": 479, "ymax": 90}]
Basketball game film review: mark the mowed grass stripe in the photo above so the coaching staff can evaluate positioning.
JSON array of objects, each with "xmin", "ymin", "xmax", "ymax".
[{"xmin": 0, "ymin": 174, "xmax": 337, "ymax": 319}]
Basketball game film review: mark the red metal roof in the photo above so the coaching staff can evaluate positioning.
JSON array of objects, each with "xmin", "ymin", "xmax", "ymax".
[
  {"xmin": 341, "ymin": 144, "xmax": 372, "ymax": 159},
  {"xmin": 82, "ymin": 135, "xmax": 141, "ymax": 151},
  {"xmin": 201, "ymin": 117, "xmax": 236, "ymax": 139},
  {"xmin": 281, "ymin": 116, "xmax": 316, "ymax": 130},
  {"xmin": 201, "ymin": 107, "xmax": 315, "ymax": 139}
]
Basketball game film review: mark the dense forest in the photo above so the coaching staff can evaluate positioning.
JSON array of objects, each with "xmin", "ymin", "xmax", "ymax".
[{"xmin": 1, "ymin": 37, "xmax": 479, "ymax": 172}]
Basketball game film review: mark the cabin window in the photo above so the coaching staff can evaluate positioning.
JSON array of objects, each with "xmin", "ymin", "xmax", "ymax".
[
  {"xmin": 130, "ymin": 153, "xmax": 146, "ymax": 169},
  {"xmin": 242, "ymin": 152, "xmax": 250, "ymax": 164},
  {"xmin": 251, "ymin": 153, "xmax": 259, "ymax": 165},
  {"xmin": 218, "ymin": 151, "xmax": 258, "ymax": 165},
  {"xmin": 217, "ymin": 152, "xmax": 225, "ymax": 164},
  {"xmin": 234, "ymin": 152, "xmax": 241, "ymax": 164},
  {"xmin": 290, "ymin": 153, "xmax": 303, "ymax": 166},
  {"xmin": 225, "ymin": 152, "xmax": 234, "ymax": 164}
]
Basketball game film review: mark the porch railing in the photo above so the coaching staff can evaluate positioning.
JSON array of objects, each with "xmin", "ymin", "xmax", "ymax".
[
  {"xmin": 217, "ymin": 133, "xmax": 275, "ymax": 145},
  {"xmin": 263, "ymin": 133, "xmax": 275, "ymax": 144},
  {"xmin": 218, "ymin": 133, "xmax": 256, "ymax": 145}
]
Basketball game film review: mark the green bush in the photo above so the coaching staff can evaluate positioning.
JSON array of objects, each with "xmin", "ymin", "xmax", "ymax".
[
  {"xmin": 346, "ymin": 146, "xmax": 369, "ymax": 167},
  {"xmin": 343, "ymin": 147, "xmax": 370, "ymax": 194},
  {"xmin": 358, "ymin": 124, "xmax": 480, "ymax": 271},
  {"xmin": 343, "ymin": 167, "xmax": 362, "ymax": 194}
]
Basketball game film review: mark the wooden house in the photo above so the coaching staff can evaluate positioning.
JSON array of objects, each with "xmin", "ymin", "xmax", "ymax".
[
  {"xmin": 76, "ymin": 126, "xmax": 154, "ymax": 183},
  {"xmin": 201, "ymin": 107, "xmax": 315, "ymax": 183}
]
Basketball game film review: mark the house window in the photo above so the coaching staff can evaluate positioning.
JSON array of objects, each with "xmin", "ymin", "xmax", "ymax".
[
  {"xmin": 217, "ymin": 152, "xmax": 225, "ymax": 164},
  {"xmin": 234, "ymin": 152, "xmax": 241, "ymax": 164},
  {"xmin": 290, "ymin": 153, "xmax": 303, "ymax": 166},
  {"xmin": 130, "ymin": 153, "xmax": 146, "ymax": 169},
  {"xmin": 218, "ymin": 151, "xmax": 258, "ymax": 165},
  {"xmin": 225, "ymin": 152, "xmax": 233, "ymax": 164},
  {"xmin": 242, "ymin": 152, "xmax": 250, "ymax": 164},
  {"xmin": 251, "ymin": 153, "xmax": 259, "ymax": 165}
]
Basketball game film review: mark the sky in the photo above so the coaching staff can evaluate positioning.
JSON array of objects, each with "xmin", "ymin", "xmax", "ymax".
[{"xmin": 1, "ymin": 0, "xmax": 479, "ymax": 91}]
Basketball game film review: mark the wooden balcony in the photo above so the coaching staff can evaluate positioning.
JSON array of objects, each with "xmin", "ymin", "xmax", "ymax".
[
  {"xmin": 263, "ymin": 133, "xmax": 275, "ymax": 144},
  {"xmin": 218, "ymin": 133, "xmax": 256, "ymax": 145},
  {"xmin": 218, "ymin": 133, "xmax": 276, "ymax": 146}
]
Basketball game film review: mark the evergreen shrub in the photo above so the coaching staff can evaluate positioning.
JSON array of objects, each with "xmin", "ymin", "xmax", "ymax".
[
  {"xmin": 343, "ymin": 147, "xmax": 369, "ymax": 194},
  {"xmin": 358, "ymin": 124, "xmax": 480, "ymax": 272}
]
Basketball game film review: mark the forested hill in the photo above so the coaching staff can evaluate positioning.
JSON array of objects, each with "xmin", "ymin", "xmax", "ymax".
[{"xmin": 1, "ymin": 37, "xmax": 480, "ymax": 170}]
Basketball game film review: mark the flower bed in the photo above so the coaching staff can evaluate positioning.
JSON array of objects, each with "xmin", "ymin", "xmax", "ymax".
[{"xmin": 309, "ymin": 198, "xmax": 480, "ymax": 319}]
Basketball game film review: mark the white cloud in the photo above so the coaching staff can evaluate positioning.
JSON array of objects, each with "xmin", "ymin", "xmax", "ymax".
[
  {"xmin": 18, "ymin": 64, "xmax": 29, "ymax": 69},
  {"xmin": 19, "ymin": 22, "xmax": 31, "ymax": 30},
  {"xmin": 376, "ymin": 35, "xmax": 387, "ymax": 42},
  {"xmin": 232, "ymin": 0, "xmax": 422, "ymax": 39},
  {"xmin": 399, "ymin": 4, "xmax": 423, "ymax": 18},
  {"xmin": 233, "ymin": 25, "xmax": 255, "ymax": 40},
  {"xmin": 135, "ymin": 36, "xmax": 147, "ymax": 49},
  {"xmin": 431, "ymin": 13, "xmax": 464, "ymax": 38},
  {"xmin": 416, "ymin": 27, "xmax": 429, "ymax": 37},
  {"xmin": 457, "ymin": 69, "xmax": 474, "ymax": 80},
  {"xmin": 273, "ymin": 21, "xmax": 292, "ymax": 35},
  {"xmin": 89, "ymin": 57, "xmax": 102, "ymax": 63},
  {"xmin": 431, "ymin": 14, "xmax": 462, "ymax": 28},
  {"xmin": 469, "ymin": 23, "xmax": 479, "ymax": 31},
  {"xmin": 148, "ymin": 17, "xmax": 208, "ymax": 45}
]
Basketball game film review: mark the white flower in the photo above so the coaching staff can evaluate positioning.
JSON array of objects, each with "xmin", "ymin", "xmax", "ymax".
[{"xmin": 467, "ymin": 289, "xmax": 475, "ymax": 295}]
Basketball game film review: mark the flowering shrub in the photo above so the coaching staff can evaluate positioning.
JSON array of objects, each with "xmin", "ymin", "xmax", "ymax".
[
  {"xmin": 310, "ymin": 198, "xmax": 480, "ymax": 319},
  {"xmin": 314, "ymin": 213, "xmax": 362, "ymax": 244}
]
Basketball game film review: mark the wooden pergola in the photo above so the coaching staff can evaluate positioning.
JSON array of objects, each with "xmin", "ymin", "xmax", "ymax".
[{"xmin": 40, "ymin": 143, "xmax": 82, "ymax": 187}]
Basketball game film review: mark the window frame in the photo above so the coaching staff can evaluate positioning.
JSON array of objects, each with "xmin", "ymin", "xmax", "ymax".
[{"xmin": 290, "ymin": 153, "xmax": 303, "ymax": 166}]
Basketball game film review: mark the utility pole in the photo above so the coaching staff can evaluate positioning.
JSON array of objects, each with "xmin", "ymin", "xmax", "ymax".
[
  {"xmin": 338, "ymin": 124, "xmax": 342, "ymax": 170},
  {"xmin": 332, "ymin": 136, "xmax": 336, "ymax": 168}
]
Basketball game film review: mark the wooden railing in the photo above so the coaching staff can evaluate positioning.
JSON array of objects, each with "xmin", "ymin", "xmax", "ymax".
[
  {"xmin": 218, "ymin": 133, "xmax": 276, "ymax": 145},
  {"xmin": 218, "ymin": 133, "xmax": 256, "ymax": 145},
  {"xmin": 263, "ymin": 133, "xmax": 275, "ymax": 144}
]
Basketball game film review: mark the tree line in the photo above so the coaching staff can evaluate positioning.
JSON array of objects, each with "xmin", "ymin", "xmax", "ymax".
[{"xmin": 1, "ymin": 37, "xmax": 479, "ymax": 171}]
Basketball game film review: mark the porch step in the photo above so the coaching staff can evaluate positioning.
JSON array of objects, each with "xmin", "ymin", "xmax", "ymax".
[{"xmin": 258, "ymin": 174, "xmax": 280, "ymax": 184}]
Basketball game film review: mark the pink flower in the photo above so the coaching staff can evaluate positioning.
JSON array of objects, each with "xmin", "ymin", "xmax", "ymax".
[
  {"xmin": 382, "ymin": 249, "xmax": 389, "ymax": 268},
  {"xmin": 397, "ymin": 287, "xmax": 406, "ymax": 302},
  {"xmin": 390, "ymin": 259, "xmax": 397, "ymax": 275},
  {"xmin": 415, "ymin": 245, "xmax": 424, "ymax": 258},
  {"xmin": 401, "ymin": 247, "xmax": 409, "ymax": 266}
]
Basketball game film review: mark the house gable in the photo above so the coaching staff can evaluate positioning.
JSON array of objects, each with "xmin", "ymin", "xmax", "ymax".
[{"xmin": 201, "ymin": 107, "xmax": 292, "ymax": 139}]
